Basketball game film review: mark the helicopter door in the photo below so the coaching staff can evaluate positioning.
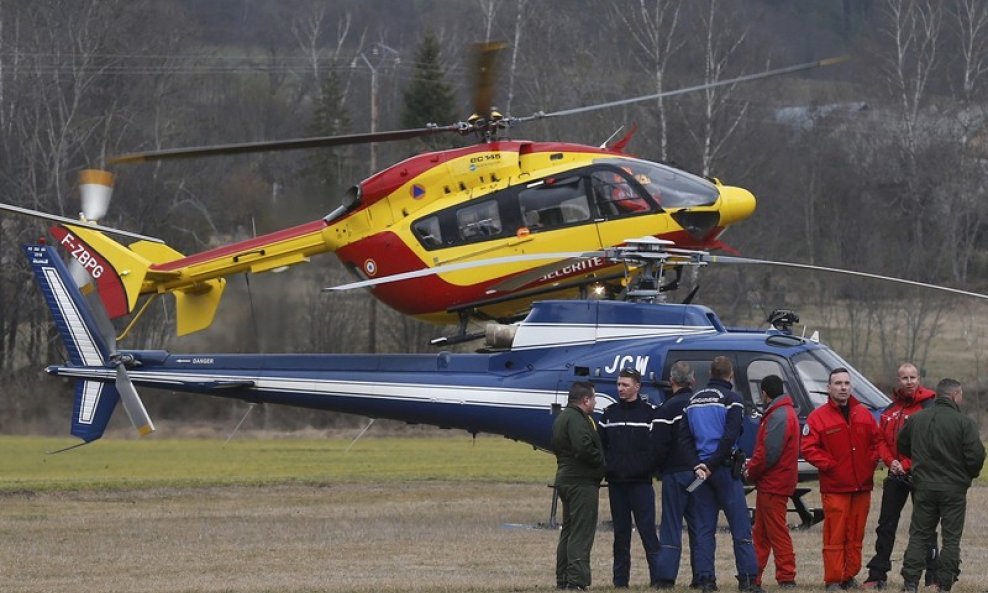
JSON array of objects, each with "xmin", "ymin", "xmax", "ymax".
[
  {"xmin": 513, "ymin": 176, "xmax": 603, "ymax": 260},
  {"xmin": 590, "ymin": 168, "xmax": 669, "ymax": 249},
  {"xmin": 730, "ymin": 353, "xmax": 804, "ymax": 456},
  {"xmin": 662, "ymin": 351, "xmax": 760, "ymax": 456}
]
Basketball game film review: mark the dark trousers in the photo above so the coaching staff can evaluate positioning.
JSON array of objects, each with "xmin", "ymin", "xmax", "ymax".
[
  {"xmin": 656, "ymin": 470, "xmax": 701, "ymax": 584},
  {"xmin": 609, "ymin": 481, "xmax": 661, "ymax": 586},
  {"xmin": 692, "ymin": 466, "xmax": 758, "ymax": 584},
  {"xmin": 901, "ymin": 489, "xmax": 967, "ymax": 590},
  {"xmin": 556, "ymin": 481, "xmax": 600, "ymax": 588},
  {"xmin": 867, "ymin": 476, "xmax": 938, "ymax": 583}
]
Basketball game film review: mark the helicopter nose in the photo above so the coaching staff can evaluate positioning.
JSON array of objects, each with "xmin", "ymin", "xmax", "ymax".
[{"xmin": 717, "ymin": 186, "xmax": 757, "ymax": 225}]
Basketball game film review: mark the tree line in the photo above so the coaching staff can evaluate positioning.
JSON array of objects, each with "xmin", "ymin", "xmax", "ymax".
[{"xmin": 1, "ymin": 0, "xmax": 986, "ymax": 433}]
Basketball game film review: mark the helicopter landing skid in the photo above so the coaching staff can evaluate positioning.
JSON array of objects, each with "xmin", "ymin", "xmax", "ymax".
[{"xmin": 745, "ymin": 486, "xmax": 823, "ymax": 530}]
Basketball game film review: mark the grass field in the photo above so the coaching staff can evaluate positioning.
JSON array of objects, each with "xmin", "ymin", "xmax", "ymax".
[
  {"xmin": 0, "ymin": 433, "xmax": 555, "ymax": 492},
  {"xmin": 2, "ymin": 434, "xmax": 986, "ymax": 593}
]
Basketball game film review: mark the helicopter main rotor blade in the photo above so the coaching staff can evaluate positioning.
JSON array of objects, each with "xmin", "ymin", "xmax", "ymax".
[
  {"xmin": 324, "ymin": 252, "xmax": 597, "ymax": 292},
  {"xmin": 703, "ymin": 254, "xmax": 988, "ymax": 301},
  {"xmin": 472, "ymin": 41, "xmax": 506, "ymax": 118},
  {"xmin": 0, "ymin": 202, "xmax": 164, "ymax": 243},
  {"xmin": 108, "ymin": 125, "xmax": 463, "ymax": 164},
  {"xmin": 512, "ymin": 55, "xmax": 849, "ymax": 123}
]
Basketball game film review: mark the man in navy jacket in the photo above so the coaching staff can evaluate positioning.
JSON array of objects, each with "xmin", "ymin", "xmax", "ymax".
[
  {"xmin": 600, "ymin": 368, "xmax": 661, "ymax": 587},
  {"xmin": 653, "ymin": 361, "xmax": 701, "ymax": 589},
  {"xmin": 681, "ymin": 356, "xmax": 762, "ymax": 593}
]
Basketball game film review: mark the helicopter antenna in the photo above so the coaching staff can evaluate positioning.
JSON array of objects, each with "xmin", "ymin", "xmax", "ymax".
[
  {"xmin": 223, "ymin": 403, "xmax": 257, "ymax": 446},
  {"xmin": 344, "ymin": 418, "xmax": 377, "ymax": 454},
  {"xmin": 599, "ymin": 126, "xmax": 625, "ymax": 149}
]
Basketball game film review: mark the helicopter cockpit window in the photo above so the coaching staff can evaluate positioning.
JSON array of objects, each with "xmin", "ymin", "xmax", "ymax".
[
  {"xmin": 518, "ymin": 177, "xmax": 591, "ymax": 231},
  {"xmin": 591, "ymin": 170, "xmax": 653, "ymax": 218},
  {"xmin": 456, "ymin": 200, "xmax": 502, "ymax": 242},
  {"xmin": 597, "ymin": 158, "xmax": 719, "ymax": 209},
  {"xmin": 412, "ymin": 216, "xmax": 443, "ymax": 249},
  {"xmin": 793, "ymin": 349, "xmax": 889, "ymax": 412}
]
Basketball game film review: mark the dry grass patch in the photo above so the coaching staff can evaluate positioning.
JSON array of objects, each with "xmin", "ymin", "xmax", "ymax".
[{"xmin": 3, "ymin": 482, "xmax": 988, "ymax": 593}]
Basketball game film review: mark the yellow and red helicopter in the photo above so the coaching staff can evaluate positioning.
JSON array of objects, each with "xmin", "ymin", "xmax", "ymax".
[{"xmin": 1, "ymin": 48, "xmax": 845, "ymax": 336}]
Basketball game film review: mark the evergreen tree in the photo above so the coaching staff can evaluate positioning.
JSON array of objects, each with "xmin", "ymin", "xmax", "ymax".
[
  {"xmin": 305, "ymin": 70, "xmax": 352, "ymax": 194},
  {"xmin": 401, "ymin": 33, "xmax": 458, "ymax": 150}
]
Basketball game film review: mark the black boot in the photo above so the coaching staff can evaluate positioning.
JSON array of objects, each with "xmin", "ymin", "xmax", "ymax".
[{"xmin": 738, "ymin": 575, "xmax": 765, "ymax": 593}]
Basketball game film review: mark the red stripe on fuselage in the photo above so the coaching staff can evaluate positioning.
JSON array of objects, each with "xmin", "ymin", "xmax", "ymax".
[{"xmin": 333, "ymin": 227, "xmax": 721, "ymax": 317}]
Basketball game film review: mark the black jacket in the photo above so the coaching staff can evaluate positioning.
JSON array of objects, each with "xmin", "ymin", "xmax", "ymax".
[
  {"xmin": 653, "ymin": 387, "xmax": 694, "ymax": 474},
  {"xmin": 600, "ymin": 396, "xmax": 657, "ymax": 483}
]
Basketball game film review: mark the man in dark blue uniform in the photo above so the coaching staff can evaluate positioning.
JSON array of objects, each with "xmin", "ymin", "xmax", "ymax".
[
  {"xmin": 653, "ymin": 361, "xmax": 701, "ymax": 589},
  {"xmin": 681, "ymin": 356, "xmax": 762, "ymax": 593},
  {"xmin": 600, "ymin": 368, "xmax": 661, "ymax": 587}
]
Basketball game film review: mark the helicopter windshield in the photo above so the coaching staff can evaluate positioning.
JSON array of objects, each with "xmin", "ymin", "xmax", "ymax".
[
  {"xmin": 792, "ymin": 348, "xmax": 889, "ymax": 410},
  {"xmin": 598, "ymin": 158, "xmax": 719, "ymax": 209}
]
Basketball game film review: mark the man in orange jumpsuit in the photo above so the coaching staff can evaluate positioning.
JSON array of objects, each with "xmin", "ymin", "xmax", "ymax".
[
  {"xmin": 745, "ymin": 375, "xmax": 800, "ymax": 588},
  {"xmin": 801, "ymin": 367, "xmax": 879, "ymax": 591}
]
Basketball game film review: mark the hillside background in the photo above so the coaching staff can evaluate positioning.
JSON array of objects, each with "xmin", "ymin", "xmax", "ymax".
[{"xmin": 1, "ymin": 0, "xmax": 986, "ymax": 434}]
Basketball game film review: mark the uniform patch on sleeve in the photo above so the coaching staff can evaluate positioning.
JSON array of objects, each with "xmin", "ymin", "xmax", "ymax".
[{"xmin": 802, "ymin": 423, "xmax": 810, "ymax": 436}]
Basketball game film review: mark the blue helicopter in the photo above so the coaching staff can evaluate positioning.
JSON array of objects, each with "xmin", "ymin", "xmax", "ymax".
[{"xmin": 25, "ymin": 237, "xmax": 906, "ymax": 526}]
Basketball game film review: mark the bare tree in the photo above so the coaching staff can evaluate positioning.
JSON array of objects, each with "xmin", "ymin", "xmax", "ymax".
[
  {"xmin": 505, "ymin": 0, "xmax": 528, "ymax": 115},
  {"xmin": 877, "ymin": 0, "xmax": 941, "ymax": 223},
  {"xmin": 952, "ymin": 0, "xmax": 988, "ymax": 103},
  {"xmin": 614, "ymin": 0, "xmax": 684, "ymax": 161},
  {"xmin": 290, "ymin": 5, "xmax": 354, "ymax": 105},
  {"xmin": 477, "ymin": 0, "xmax": 502, "ymax": 42},
  {"xmin": 682, "ymin": 0, "xmax": 751, "ymax": 176}
]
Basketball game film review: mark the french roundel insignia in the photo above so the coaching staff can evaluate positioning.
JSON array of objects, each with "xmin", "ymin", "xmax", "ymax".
[
  {"xmin": 410, "ymin": 184, "xmax": 426, "ymax": 199},
  {"xmin": 801, "ymin": 423, "xmax": 810, "ymax": 436},
  {"xmin": 363, "ymin": 259, "xmax": 377, "ymax": 276}
]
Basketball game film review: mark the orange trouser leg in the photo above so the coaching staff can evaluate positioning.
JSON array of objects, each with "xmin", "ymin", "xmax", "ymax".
[
  {"xmin": 822, "ymin": 493, "xmax": 851, "ymax": 584},
  {"xmin": 753, "ymin": 490, "xmax": 797, "ymax": 585},
  {"xmin": 845, "ymin": 491, "xmax": 871, "ymax": 580},
  {"xmin": 822, "ymin": 492, "xmax": 872, "ymax": 584}
]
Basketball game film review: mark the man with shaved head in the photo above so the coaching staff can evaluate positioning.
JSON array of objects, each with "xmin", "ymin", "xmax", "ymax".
[
  {"xmin": 898, "ymin": 378, "xmax": 985, "ymax": 593},
  {"xmin": 863, "ymin": 363, "xmax": 938, "ymax": 590}
]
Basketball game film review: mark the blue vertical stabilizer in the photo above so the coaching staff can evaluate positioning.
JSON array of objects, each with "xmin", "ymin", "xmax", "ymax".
[{"xmin": 23, "ymin": 244, "xmax": 119, "ymax": 443}]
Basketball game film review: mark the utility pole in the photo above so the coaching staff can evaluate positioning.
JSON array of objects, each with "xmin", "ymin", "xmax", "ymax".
[{"xmin": 352, "ymin": 43, "xmax": 399, "ymax": 354}]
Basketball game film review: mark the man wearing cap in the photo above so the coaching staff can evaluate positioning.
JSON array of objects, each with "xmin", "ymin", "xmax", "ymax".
[
  {"xmin": 553, "ymin": 380, "xmax": 606, "ymax": 591},
  {"xmin": 600, "ymin": 368, "xmax": 661, "ymax": 588}
]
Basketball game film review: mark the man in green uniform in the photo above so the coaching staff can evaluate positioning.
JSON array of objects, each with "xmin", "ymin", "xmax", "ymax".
[
  {"xmin": 898, "ymin": 378, "xmax": 986, "ymax": 593},
  {"xmin": 553, "ymin": 380, "xmax": 605, "ymax": 590}
]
